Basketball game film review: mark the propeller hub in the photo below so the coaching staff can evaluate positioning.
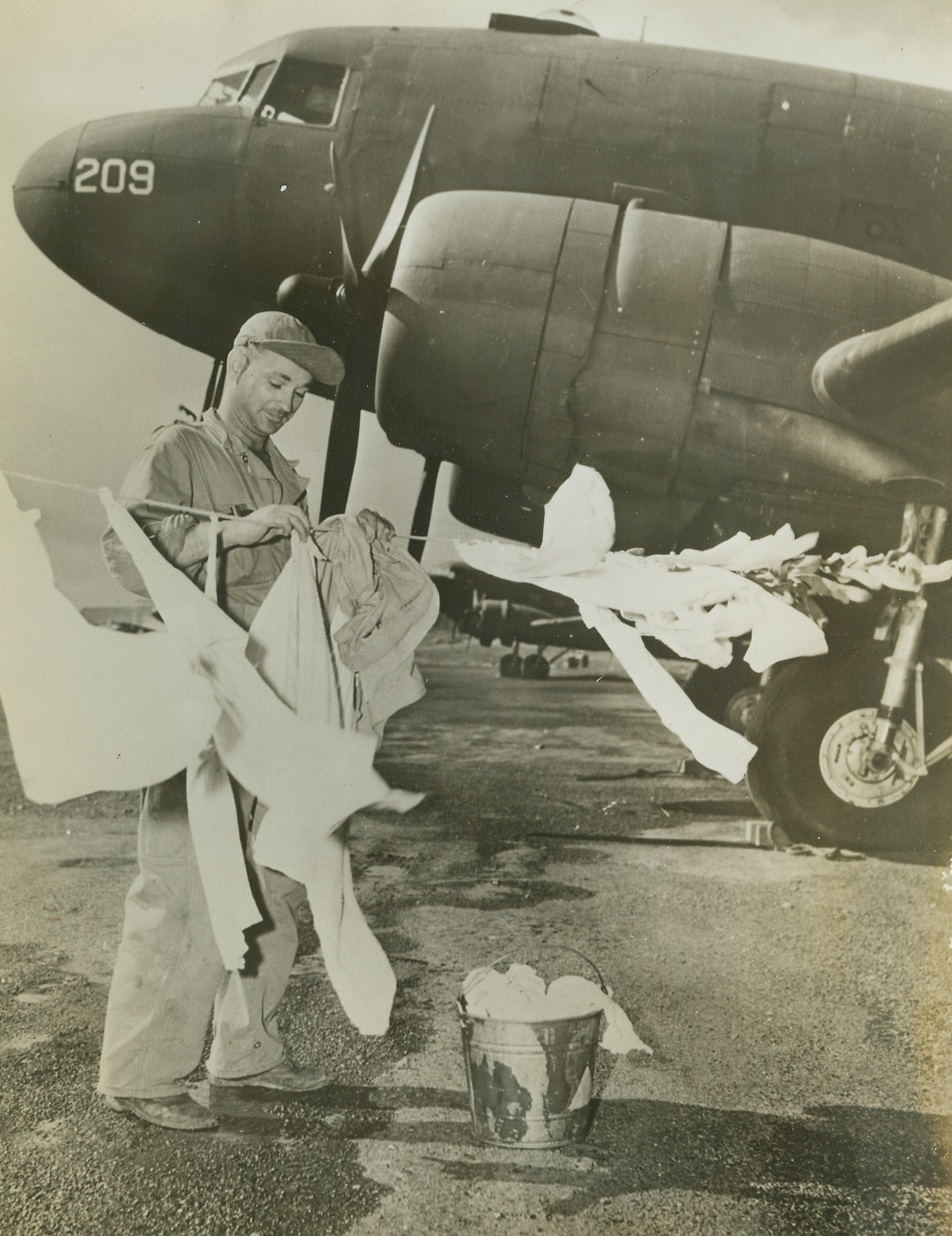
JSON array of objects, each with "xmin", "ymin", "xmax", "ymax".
[{"xmin": 276, "ymin": 274, "xmax": 347, "ymax": 342}]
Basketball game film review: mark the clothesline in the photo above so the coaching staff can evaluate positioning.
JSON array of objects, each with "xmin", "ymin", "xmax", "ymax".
[{"xmin": 0, "ymin": 468, "xmax": 459, "ymax": 544}]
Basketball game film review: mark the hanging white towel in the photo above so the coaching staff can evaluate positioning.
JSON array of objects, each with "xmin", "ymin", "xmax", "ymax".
[{"xmin": 185, "ymin": 743, "xmax": 262, "ymax": 972}]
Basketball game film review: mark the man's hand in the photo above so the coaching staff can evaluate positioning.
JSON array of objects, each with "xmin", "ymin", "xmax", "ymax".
[
  {"xmin": 356, "ymin": 509, "xmax": 395, "ymax": 546},
  {"xmin": 223, "ymin": 504, "xmax": 311, "ymax": 548}
]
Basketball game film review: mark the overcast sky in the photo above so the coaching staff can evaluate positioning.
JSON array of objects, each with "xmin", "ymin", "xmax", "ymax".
[{"xmin": 1, "ymin": 0, "xmax": 950, "ymax": 605}]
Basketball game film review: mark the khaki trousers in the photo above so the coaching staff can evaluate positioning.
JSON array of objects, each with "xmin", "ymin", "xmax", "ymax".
[{"xmin": 98, "ymin": 772, "xmax": 306, "ymax": 1099}]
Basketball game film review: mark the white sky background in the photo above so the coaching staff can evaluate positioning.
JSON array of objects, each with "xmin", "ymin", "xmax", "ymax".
[{"xmin": 0, "ymin": 0, "xmax": 950, "ymax": 606}]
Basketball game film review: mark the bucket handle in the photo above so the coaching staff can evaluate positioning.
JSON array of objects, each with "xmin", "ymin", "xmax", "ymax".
[{"xmin": 458, "ymin": 945, "xmax": 606, "ymax": 1012}]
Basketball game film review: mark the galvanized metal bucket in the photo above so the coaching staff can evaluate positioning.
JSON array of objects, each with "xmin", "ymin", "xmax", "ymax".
[{"xmin": 457, "ymin": 949, "xmax": 605, "ymax": 1148}]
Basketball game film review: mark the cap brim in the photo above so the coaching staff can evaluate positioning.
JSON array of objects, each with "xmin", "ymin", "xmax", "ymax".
[{"xmin": 258, "ymin": 340, "xmax": 346, "ymax": 387}]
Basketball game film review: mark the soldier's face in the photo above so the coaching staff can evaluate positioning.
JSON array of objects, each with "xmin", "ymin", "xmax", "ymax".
[{"xmin": 236, "ymin": 348, "xmax": 312, "ymax": 438}]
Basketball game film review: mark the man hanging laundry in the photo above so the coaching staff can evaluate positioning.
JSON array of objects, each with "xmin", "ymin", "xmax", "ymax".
[{"xmin": 98, "ymin": 311, "xmax": 395, "ymax": 1131}]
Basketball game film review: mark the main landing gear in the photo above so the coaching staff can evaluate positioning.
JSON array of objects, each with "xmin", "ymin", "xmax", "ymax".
[
  {"xmin": 747, "ymin": 503, "xmax": 952, "ymax": 855},
  {"xmin": 498, "ymin": 646, "xmax": 590, "ymax": 679}
]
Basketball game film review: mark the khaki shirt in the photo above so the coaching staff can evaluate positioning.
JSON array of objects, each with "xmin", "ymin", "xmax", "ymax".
[{"xmin": 102, "ymin": 408, "xmax": 308, "ymax": 629}]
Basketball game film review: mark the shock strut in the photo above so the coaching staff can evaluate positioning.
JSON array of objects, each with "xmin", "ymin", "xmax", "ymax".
[{"xmin": 867, "ymin": 503, "xmax": 948, "ymax": 770}]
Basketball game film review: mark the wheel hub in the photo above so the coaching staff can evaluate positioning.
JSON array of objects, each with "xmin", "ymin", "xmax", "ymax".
[
  {"xmin": 819, "ymin": 708, "xmax": 921, "ymax": 808},
  {"xmin": 724, "ymin": 687, "xmax": 762, "ymax": 735}
]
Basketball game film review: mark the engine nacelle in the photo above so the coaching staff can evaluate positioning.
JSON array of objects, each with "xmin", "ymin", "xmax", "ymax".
[{"xmin": 376, "ymin": 191, "xmax": 952, "ymax": 550}]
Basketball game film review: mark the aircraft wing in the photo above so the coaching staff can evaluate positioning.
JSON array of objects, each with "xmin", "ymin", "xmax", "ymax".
[{"xmin": 527, "ymin": 616, "xmax": 586, "ymax": 632}]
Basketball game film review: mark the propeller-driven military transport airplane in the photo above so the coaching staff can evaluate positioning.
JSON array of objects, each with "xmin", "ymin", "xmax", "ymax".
[{"xmin": 13, "ymin": 12, "xmax": 952, "ymax": 853}]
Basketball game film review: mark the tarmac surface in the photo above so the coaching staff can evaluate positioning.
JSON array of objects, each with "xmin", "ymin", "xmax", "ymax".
[{"xmin": 1, "ymin": 627, "xmax": 950, "ymax": 1235}]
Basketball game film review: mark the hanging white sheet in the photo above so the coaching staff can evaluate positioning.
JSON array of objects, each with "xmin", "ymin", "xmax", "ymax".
[
  {"xmin": 99, "ymin": 496, "xmax": 413, "ymax": 1015},
  {"xmin": 0, "ymin": 472, "xmax": 220, "ymax": 803},
  {"xmin": 455, "ymin": 465, "xmax": 830, "ymax": 781}
]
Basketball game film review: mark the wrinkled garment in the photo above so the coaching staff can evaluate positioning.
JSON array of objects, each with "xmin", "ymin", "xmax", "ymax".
[
  {"xmin": 100, "ymin": 494, "xmax": 403, "ymax": 980},
  {"xmin": 311, "ymin": 516, "xmax": 440, "ymax": 733},
  {"xmin": 0, "ymin": 472, "xmax": 220, "ymax": 803},
  {"xmin": 456, "ymin": 465, "xmax": 828, "ymax": 780},
  {"xmin": 457, "ymin": 468, "xmax": 826, "ymax": 673},
  {"xmin": 2, "ymin": 475, "xmax": 427, "ymax": 1005},
  {"xmin": 184, "ymin": 747, "xmax": 263, "ymax": 972},
  {"xmin": 546, "ymin": 976, "xmax": 653, "ymax": 1055},
  {"xmin": 580, "ymin": 605, "xmax": 756, "ymax": 782},
  {"xmin": 818, "ymin": 544, "xmax": 952, "ymax": 595},
  {"xmin": 461, "ymin": 963, "xmax": 651, "ymax": 1055},
  {"xmin": 249, "ymin": 536, "xmax": 425, "ymax": 1035},
  {"xmin": 512, "ymin": 466, "xmax": 616, "ymax": 577}
]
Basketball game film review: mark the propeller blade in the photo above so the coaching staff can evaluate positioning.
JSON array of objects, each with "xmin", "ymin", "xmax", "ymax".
[
  {"xmin": 329, "ymin": 140, "xmax": 360, "ymax": 295},
  {"xmin": 361, "ymin": 105, "xmax": 436, "ymax": 282},
  {"xmin": 319, "ymin": 373, "xmax": 362, "ymax": 520},
  {"xmin": 203, "ymin": 357, "xmax": 225, "ymax": 410},
  {"xmin": 316, "ymin": 110, "xmax": 436, "ymax": 523},
  {"xmin": 407, "ymin": 457, "xmax": 440, "ymax": 562}
]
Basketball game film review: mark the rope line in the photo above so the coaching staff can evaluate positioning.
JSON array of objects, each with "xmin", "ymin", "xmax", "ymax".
[{"xmin": 1, "ymin": 467, "xmax": 461, "ymax": 543}]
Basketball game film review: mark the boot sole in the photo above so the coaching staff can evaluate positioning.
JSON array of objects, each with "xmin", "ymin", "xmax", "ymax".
[{"xmin": 103, "ymin": 1093, "xmax": 219, "ymax": 1131}]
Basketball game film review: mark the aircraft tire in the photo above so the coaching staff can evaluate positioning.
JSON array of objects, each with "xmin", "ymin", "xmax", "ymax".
[
  {"xmin": 686, "ymin": 660, "xmax": 762, "ymax": 734},
  {"xmin": 499, "ymin": 653, "xmax": 523, "ymax": 678},
  {"xmin": 746, "ymin": 649, "xmax": 952, "ymax": 855},
  {"xmin": 522, "ymin": 654, "xmax": 550, "ymax": 680}
]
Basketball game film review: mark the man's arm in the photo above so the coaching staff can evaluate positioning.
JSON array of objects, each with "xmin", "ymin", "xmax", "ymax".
[
  {"xmin": 103, "ymin": 425, "xmax": 312, "ymax": 591},
  {"xmin": 156, "ymin": 504, "xmax": 312, "ymax": 567}
]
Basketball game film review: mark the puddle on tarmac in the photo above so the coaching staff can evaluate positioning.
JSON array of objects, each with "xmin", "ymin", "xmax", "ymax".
[
  {"xmin": 197, "ymin": 1082, "xmax": 470, "ymax": 1144},
  {"xmin": 658, "ymin": 800, "xmax": 754, "ymax": 817}
]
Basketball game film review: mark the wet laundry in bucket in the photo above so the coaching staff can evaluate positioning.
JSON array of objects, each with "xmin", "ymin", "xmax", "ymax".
[{"xmin": 462, "ymin": 964, "xmax": 652, "ymax": 1055}]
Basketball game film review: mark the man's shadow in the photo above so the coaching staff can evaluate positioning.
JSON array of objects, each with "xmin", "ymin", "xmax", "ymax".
[{"xmin": 212, "ymin": 1081, "xmax": 952, "ymax": 1210}]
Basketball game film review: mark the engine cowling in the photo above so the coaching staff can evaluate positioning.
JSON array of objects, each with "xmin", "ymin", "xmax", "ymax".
[{"xmin": 376, "ymin": 190, "xmax": 951, "ymax": 551}]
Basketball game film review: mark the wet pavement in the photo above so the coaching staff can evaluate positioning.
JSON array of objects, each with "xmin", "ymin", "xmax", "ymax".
[{"xmin": 1, "ymin": 629, "xmax": 950, "ymax": 1234}]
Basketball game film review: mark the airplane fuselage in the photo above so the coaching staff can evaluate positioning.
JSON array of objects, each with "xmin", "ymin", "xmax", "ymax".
[{"xmin": 15, "ymin": 27, "xmax": 952, "ymax": 361}]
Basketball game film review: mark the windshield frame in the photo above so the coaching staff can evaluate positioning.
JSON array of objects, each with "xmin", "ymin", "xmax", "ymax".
[{"xmin": 197, "ymin": 62, "xmax": 257, "ymax": 109}]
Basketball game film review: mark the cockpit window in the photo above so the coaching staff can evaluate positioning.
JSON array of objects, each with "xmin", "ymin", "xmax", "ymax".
[
  {"xmin": 259, "ymin": 59, "xmax": 348, "ymax": 127},
  {"xmin": 198, "ymin": 67, "xmax": 253, "ymax": 108},
  {"xmin": 198, "ymin": 62, "xmax": 278, "ymax": 115}
]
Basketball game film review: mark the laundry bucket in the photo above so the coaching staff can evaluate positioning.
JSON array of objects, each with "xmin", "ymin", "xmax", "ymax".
[{"xmin": 457, "ymin": 950, "xmax": 605, "ymax": 1148}]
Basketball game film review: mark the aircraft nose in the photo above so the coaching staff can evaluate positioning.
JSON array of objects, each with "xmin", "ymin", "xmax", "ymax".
[{"xmin": 13, "ymin": 124, "xmax": 84, "ymax": 262}]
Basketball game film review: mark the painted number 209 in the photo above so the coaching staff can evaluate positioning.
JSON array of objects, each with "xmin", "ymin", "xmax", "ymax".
[{"xmin": 73, "ymin": 157, "xmax": 155, "ymax": 195}]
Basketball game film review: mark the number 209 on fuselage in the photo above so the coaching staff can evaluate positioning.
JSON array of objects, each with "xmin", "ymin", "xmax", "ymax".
[{"xmin": 73, "ymin": 157, "xmax": 155, "ymax": 195}]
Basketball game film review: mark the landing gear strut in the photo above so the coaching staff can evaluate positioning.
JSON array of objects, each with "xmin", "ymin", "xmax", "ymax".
[{"xmin": 747, "ymin": 503, "xmax": 952, "ymax": 854}]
